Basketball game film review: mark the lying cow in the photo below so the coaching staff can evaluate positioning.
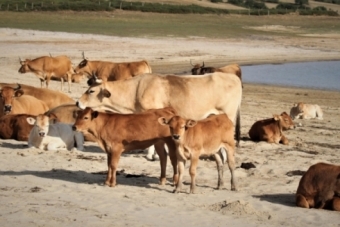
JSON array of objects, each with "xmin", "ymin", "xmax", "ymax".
[
  {"xmin": 296, "ymin": 162, "xmax": 340, "ymax": 211},
  {"xmin": 290, "ymin": 102, "xmax": 323, "ymax": 120},
  {"xmin": 27, "ymin": 113, "xmax": 84, "ymax": 151},
  {"xmin": 72, "ymin": 107, "xmax": 178, "ymax": 187},
  {"xmin": 74, "ymin": 52, "xmax": 152, "ymax": 86},
  {"xmin": 0, "ymin": 114, "xmax": 35, "ymax": 141},
  {"xmin": 18, "ymin": 55, "xmax": 75, "ymax": 92},
  {"xmin": 248, "ymin": 112, "xmax": 295, "ymax": 145},
  {"xmin": 158, "ymin": 114, "xmax": 237, "ymax": 194},
  {"xmin": 0, "ymin": 84, "xmax": 49, "ymax": 117}
]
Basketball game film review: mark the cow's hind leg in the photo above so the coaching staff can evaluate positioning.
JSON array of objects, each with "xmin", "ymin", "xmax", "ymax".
[
  {"xmin": 224, "ymin": 144, "xmax": 237, "ymax": 191},
  {"xmin": 214, "ymin": 152, "xmax": 224, "ymax": 190}
]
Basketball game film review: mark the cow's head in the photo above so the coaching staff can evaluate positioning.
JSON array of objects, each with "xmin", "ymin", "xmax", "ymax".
[
  {"xmin": 74, "ymin": 51, "xmax": 92, "ymax": 77},
  {"xmin": 71, "ymin": 73, "xmax": 85, "ymax": 83},
  {"xmin": 190, "ymin": 60, "xmax": 204, "ymax": 75},
  {"xmin": 274, "ymin": 112, "xmax": 296, "ymax": 130},
  {"xmin": 72, "ymin": 107, "xmax": 98, "ymax": 133},
  {"xmin": 18, "ymin": 58, "xmax": 31, "ymax": 73},
  {"xmin": 26, "ymin": 113, "xmax": 58, "ymax": 137},
  {"xmin": 158, "ymin": 115, "xmax": 197, "ymax": 142},
  {"xmin": 76, "ymin": 83, "xmax": 110, "ymax": 110},
  {"xmin": 0, "ymin": 84, "xmax": 24, "ymax": 115}
]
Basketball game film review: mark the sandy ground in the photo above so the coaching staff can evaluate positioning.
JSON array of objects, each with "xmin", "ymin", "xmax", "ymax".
[{"xmin": 0, "ymin": 28, "xmax": 340, "ymax": 227}]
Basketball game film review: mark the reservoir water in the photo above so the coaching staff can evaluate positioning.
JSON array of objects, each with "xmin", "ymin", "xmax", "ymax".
[{"xmin": 242, "ymin": 61, "xmax": 340, "ymax": 91}]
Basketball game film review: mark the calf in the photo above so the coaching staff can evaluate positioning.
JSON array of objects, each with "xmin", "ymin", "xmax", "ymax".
[
  {"xmin": 27, "ymin": 113, "xmax": 84, "ymax": 151},
  {"xmin": 158, "ymin": 114, "xmax": 237, "ymax": 194},
  {"xmin": 72, "ymin": 107, "xmax": 178, "ymax": 187},
  {"xmin": 296, "ymin": 162, "xmax": 340, "ymax": 211},
  {"xmin": 290, "ymin": 102, "xmax": 323, "ymax": 120},
  {"xmin": 248, "ymin": 112, "xmax": 295, "ymax": 145},
  {"xmin": 0, "ymin": 114, "xmax": 35, "ymax": 141}
]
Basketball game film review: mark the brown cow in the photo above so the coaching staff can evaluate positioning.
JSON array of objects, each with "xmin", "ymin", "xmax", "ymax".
[
  {"xmin": 248, "ymin": 112, "xmax": 295, "ymax": 145},
  {"xmin": 0, "ymin": 84, "xmax": 49, "ymax": 117},
  {"xmin": 158, "ymin": 114, "xmax": 237, "ymax": 194},
  {"xmin": 0, "ymin": 83, "xmax": 74, "ymax": 109},
  {"xmin": 18, "ymin": 55, "xmax": 75, "ymax": 92},
  {"xmin": 0, "ymin": 114, "xmax": 35, "ymax": 141},
  {"xmin": 72, "ymin": 107, "xmax": 178, "ymax": 187},
  {"xmin": 74, "ymin": 53, "xmax": 152, "ymax": 86},
  {"xmin": 296, "ymin": 162, "xmax": 340, "ymax": 211}
]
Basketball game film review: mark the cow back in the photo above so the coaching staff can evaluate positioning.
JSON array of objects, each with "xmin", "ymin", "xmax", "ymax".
[
  {"xmin": 10, "ymin": 95, "xmax": 49, "ymax": 116},
  {"xmin": 0, "ymin": 114, "xmax": 35, "ymax": 141}
]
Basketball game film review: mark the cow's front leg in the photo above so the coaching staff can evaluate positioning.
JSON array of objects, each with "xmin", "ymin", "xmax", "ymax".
[
  {"xmin": 154, "ymin": 142, "xmax": 168, "ymax": 185},
  {"xmin": 173, "ymin": 158, "xmax": 185, "ymax": 193},
  {"xmin": 107, "ymin": 150, "xmax": 122, "ymax": 187},
  {"xmin": 214, "ymin": 152, "xmax": 224, "ymax": 190},
  {"xmin": 280, "ymin": 134, "xmax": 289, "ymax": 145}
]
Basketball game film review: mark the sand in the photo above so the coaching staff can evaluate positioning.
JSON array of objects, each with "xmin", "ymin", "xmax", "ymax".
[{"xmin": 0, "ymin": 27, "xmax": 340, "ymax": 227}]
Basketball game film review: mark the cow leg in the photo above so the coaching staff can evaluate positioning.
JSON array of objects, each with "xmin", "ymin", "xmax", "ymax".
[
  {"xmin": 60, "ymin": 78, "xmax": 64, "ymax": 92},
  {"xmin": 40, "ymin": 79, "xmax": 44, "ymax": 88},
  {"xmin": 105, "ymin": 153, "xmax": 112, "ymax": 186},
  {"xmin": 280, "ymin": 135, "xmax": 289, "ymax": 145},
  {"xmin": 296, "ymin": 194, "xmax": 310, "ymax": 208},
  {"xmin": 224, "ymin": 144, "xmax": 237, "ymax": 191},
  {"xmin": 154, "ymin": 142, "xmax": 168, "ymax": 185},
  {"xmin": 189, "ymin": 152, "xmax": 199, "ymax": 194},
  {"xmin": 45, "ymin": 76, "xmax": 50, "ymax": 89},
  {"xmin": 173, "ymin": 156, "xmax": 185, "ymax": 194},
  {"xmin": 332, "ymin": 197, "xmax": 340, "ymax": 211},
  {"xmin": 166, "ymin": 141, "xmax": 178, "ymax": 186},
  {"xmin": 107, "ymin": 150, "xmax": 122, "ymax": 187},
  {"xmin": 67, "ymin": 73, "xmax": 72, "ymax": 93},
  {"xmin": 214, "ymin": 152, "xmax": 224, "ymax": 190}
]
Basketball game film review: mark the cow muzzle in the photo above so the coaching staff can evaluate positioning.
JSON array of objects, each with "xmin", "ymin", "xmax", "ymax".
[
  {"xmin": 172, "ymin": 135, "xmax": 180, "ymax": 140},
  {"xmin": 3, "ymin": 105, "xmax": 12, "ymax": 114},
  {"xmin": 72, "ymin": 125, "xmax": 77, "ymax": 131},
  {"xmin": 38, "ymin": 132, "xmax": 46, "ymax": 137}
]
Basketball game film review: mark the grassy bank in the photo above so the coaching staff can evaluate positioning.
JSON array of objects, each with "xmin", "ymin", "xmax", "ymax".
[{"xmin": 0, "ymin": 11, "xmax": 340, "ymax": 39}]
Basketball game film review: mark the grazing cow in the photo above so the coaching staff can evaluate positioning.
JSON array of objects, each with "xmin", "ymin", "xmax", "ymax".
[
  {"xmin": 74, "ymin": 53, "xmax": 152, "ymax": 86},
  {"xmin": 18, "ymin": 55, "xmax": 75, "ymax": 92},
  {"xmin": 72, "ymin": 107, "xmax": 178, "ymax": 187},
  {"xmin": 0, "ymin": 83, "xmax": 74, "ymax": 109},
  {"xmin": 0, "ymin": 114, "xmax": 35, "ymax": 141},
  {"xmin": 290, "ymin": 102, "xmax": 323, "ymax": 120},
  {"xmin": 248, "ymin": 112, "xmax": 295, "ymax": 145},
  {"xmin": 27, "ymin": 113, "xmax": 84, "ymax": 151},
  {"xmin": 0, "ymin": 84, "xmax": 49, "ymax": 117},
  {"xmin": 296, "ymin": 162, "xmax": 340, "ymax": 211},
  {"xmin": 158, "ymin": 114, "xmax": 237, "ymax": 194},
  {"xmin": 191, "ymin": 61, "xmax": 242, "ymax": 84}
]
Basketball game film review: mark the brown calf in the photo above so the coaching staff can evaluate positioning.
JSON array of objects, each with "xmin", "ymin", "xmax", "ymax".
[
  {"xmin": 248, "ymin": 112, "xmax": 295, "ymax": 145},
  {"xmin": 72, "ymin": 107, "xmax": 178, "ymax": 187},
  {"xmin": 0, "ymin": 114, "xmax": 35, "ymax": 141},
  {"xmin": 296, "ymin": 162, "xmax": 340, "ymax": 211},
  {"xmin": 158, "ymin": 114, "xmax": 237, "ymax": 194}
]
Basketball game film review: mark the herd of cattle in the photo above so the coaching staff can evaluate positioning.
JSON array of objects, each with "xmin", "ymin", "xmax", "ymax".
[{"xmin": 1, "ymin": 54, "xmax": 339, "ymax": 211}]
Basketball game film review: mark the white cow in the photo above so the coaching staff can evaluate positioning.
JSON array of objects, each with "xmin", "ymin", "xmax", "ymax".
[
  {"xmin": 290, "ymin": 102, "xmax": 323, "ymax": 120},
  {"xmin": 27, "ymin": 113, "xmax": 84, "ymax": 151}
]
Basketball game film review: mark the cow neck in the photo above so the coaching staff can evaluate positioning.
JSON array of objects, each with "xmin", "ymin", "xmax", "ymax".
[
  {"xmin": 91, "ymin": 112, "xmax": 111, "ymax": 140},
  {"xmin": 276, "ymin": 119, "xmax": 284, "ymax": 136}
]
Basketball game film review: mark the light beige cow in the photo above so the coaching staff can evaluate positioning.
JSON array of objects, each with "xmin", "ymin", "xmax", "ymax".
[{"xmin": 290, "ymin": 102, "xmax": 323, "ymax": 120}]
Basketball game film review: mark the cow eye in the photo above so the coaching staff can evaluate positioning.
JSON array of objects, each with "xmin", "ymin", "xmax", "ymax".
[
  {"xmin": 84, "ymin": 117, "xmax": 89, "ymax": 120},
  {"xmin": 87, "ymin": 90, "xmax": 95, "ymax": 94}
]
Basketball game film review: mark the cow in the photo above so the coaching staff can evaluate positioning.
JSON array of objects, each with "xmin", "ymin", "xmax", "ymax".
[
  {"xmin": 158, "ymin": 114, "xmax": 237, "ymax": 194},
  {"xmin": 72, "ymin": 107, "xmax": 178, "ymax": 187},
  {"xmin": 74, "ymin": 52, "xmax": 152, "ymax": 86},
  {"xmin": 0, "ymin": 83, "xmax": 74, "ymax": 109},
  {"xmin": 0, "ymin": 84, "xmax": 49, "ymax": 117},
  {"xmin": 290, "ymin": 102, "xmax": 323, "ymax": 120},
  {"xmin": 18, "ymin": 55, "xmax": 75, "ymax": 92},
  {"xmin": 296, "ymin": 162, "xmax": 340, "ymax": 211},
  {"xmin": 248, "ymin": 112, "xmax": 295, "ymax": 145},
  {"xmin": 191, "ymin": 61, "xmax": 242, "ymax": 85},
  {"xmin": 26, "ymin": 113, "xmax": 84, "ymax": 151},
  {"xmin": 0, "ymin": 114, "xmax": 35, "ymax": 141}
]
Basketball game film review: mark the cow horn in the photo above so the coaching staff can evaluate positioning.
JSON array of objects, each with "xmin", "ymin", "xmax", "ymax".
[
  {"xmin": 82, "ymin": 51, "xmax": 86, "ymax": 59},
  {"xmin": 49, "ymin": 52, "xmax": 52, "ymax": 57},
  {"xmin": 14, "ymin": 83, "xmax": 21, "ymax": 91},
  {"xmin": 202, "ymin": 61, "xmax": 205, "ymax": 67},
  {"xmin": 19, "ymin": 57, "xmax": 22, "ymax": 63},
  {"xmin": 93, "ymin": 73, "xmax": 103, "ymax": 84},
  {"xmin": 190, "ymin": 59, "xmax": 195, "ymax": 66}
]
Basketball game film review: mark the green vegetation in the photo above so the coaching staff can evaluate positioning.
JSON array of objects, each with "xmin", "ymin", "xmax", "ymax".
[{"xmin": 315, "ymin": 0, "xmax": 340, "ymax": 4}]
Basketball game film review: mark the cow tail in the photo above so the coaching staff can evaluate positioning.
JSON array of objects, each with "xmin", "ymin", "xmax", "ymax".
[{"xmin": 235, "ymin": 106, "xmax": 241, "ymax": 148}]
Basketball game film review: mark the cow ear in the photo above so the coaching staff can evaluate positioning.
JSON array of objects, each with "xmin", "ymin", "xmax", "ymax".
[
  {"xmin": 48, "ymin": 113, "xmax": 58, "ymax": 123},
  {"xmin": 273, "ymin": 114, "xmax": 280, "ymax": 121},
  {"xmin": 73, "ymin": 110, "xmax": 81, "ymax": 119},
  {"xmin": 102, "ymin": 89, "xmax": 111, "ymax": 98},
  {"xmin": 91, "ymin": 111, "xmax": 99, "ymax": 119},
  {"xmin": 186, "ymin": 120, "xmax": 197, "ymax": 127},
  {"xmin": 26, "ymin": 117, "xmax": 36, "ymax": 125},
  {"xmin": 293, "ymin": 103, "xmax": 297, "ymax": 107},
  {"xmin": 158, "ymin": 117, "xmax": 169, "ymax": 126},
  {"xmin": 15, "ymin": 90, "xmax": 24, "ymax": 97}
]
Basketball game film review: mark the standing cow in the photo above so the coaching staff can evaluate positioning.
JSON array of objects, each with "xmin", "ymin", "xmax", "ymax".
[
  {"xmin": 18, "ymin": 55, "xmax": 75, "ymax": 92},
  {"xmin": 74, "ymin": 52, "xmax": 152, "ymax": 86}
]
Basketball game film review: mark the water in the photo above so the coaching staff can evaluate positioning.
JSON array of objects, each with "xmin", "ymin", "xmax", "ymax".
[{"xmin": 242, "ymin": 61, "xmax": 340, "ymax": 91}]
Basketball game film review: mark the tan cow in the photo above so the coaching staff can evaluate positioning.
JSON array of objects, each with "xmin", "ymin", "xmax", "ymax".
[
  {"xmin": 0, "ymin": 83, "xmax": 74, "ymax": 109},
  {"xmin": 158, "ymin": 114, "xmax": 237, "ymax": 194},
  {"xmin": 296, "ymin": 162, "xmax": 340, "ymax": 211},
  {"xmin": 18, "ymin": 55, "xmax": 75, "ymax": 92},
  {"xmin": 0, "ymin": 85, "xmax": 49, "ymax": 117},
  {"xmin": 248, "ymin": 112, "xmax": 295, "ymax": 145},
  {"xmin": 0, "ymin": 114, "xmax": 35, "ymax": 141},
  {"xmin": 72, "ymin": 107, "xmax": 178, "ymax": 187},
  {"xmin": 290, "ymin": 102, "xmax": 323, "ymax": 120},
  {"xmin": 76, "ymin": 72, "xmax": 242, "ymax": 148},
  {"xmin": 74, "ymin": 54, "xmax": 152, "ymax": 85}
]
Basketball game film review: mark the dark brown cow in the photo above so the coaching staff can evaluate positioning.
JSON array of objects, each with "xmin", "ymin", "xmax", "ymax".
[
  {"xmin": 74, "ymin": 53, "xmax": 152, "ymax": 86},
  {"xmin": 0, "ymin": 114, "xmax": 35, "ymax": 141},
  {"xmin": 248, "ymin": 112, "xmax": 295, "ymax": 145},
  {"xmin": 0, "ymin": 83, "xmax": 74, "ymax": 109},
  {"xmin": 18, "ymin": 55, "xmax": 75, "ymax": 92},
  {"xmin": 72, "ymin": 107, "xmax": 178, "ymax": 187},
  {"xmin": 158, "ymin": 114, "xmax": 236, "ymax": 194},
  {"xmin": 296, "ymin": 162, "xmax": 340, "ymax": 211},
  {"xmin": 0, "ymin": 84, "xmax": 49, "ymax": 117}
]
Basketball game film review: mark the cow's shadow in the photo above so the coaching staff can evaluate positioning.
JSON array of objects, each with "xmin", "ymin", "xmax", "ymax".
[
  {"xmin": 0, "ymin": 141, "xmax": 28, "ymax": 149},
  {"xmin": 253, "ymin": 193, "xmax": 296, "ymax": 207}
]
